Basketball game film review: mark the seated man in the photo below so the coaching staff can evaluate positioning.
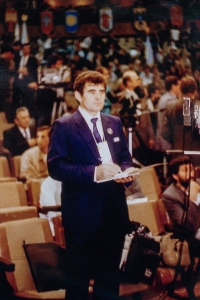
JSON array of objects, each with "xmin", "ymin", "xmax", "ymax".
[
  {"xmin": 3, "ymin": 106, "xmax": 36, "ymax": 156},
  {"xmin": 162, "ymin": 155, "xmax": 200, "ymax": 299},
  {"xmin": 20, "ymin": 126, "xmax": 50, "ymax": 184}
]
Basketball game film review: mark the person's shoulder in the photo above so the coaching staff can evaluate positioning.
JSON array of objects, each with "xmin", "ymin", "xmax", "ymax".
[
  {"xmin": 21, "ymin": 145, "xmax": 39, "ymax": 157},
  {"xmin": 3, "ymin": 125, "xmax": 18, "ymax": 135},
  {"xmin": 162, "ymin": 183, "xmax": 182, "ymax": 200},
  {"xmin": 101, "ymin": 113, "xmax": 121, "ymax": 123},
  {"xmin": 53, "ymin": 112, "xmax": 76, "ymax": 126}
]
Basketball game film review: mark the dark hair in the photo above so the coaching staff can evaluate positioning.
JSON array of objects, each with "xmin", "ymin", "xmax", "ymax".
[
  {"xmin": 74, "ymin": 70, "xmax": 106, "ymax": 95},
  {"xmin": 37, "ymin": 125, "xmax": 51, "ymax": 136},
  {"xmin": 165, "ymin": 76, "xmax": 179, "ymax": 91},
  {"xmin": 180, "ymin": 76, "xmax": 197, "ymax": 96},
  {"xmin": 168, "ymin": 155, "xmax": 191, "ymax": 182},
  {"xmin": 148, "ymin": 84, "xmax": 160, "ymax": 97},
  {"xmin": 1, "ymin": 45, "xmax": 15, "ymax": 54},
  {"xmin": 21, "ymin": 43, "xmax": 30, "ymax": 48}
]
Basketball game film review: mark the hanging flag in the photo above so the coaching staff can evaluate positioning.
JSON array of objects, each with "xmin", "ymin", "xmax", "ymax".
[
  {"xmin": 99, "ymin": 7, "xmax": 113, "ymax": 33},
  {"xmin": 41, "ymin": 11, "xmax": 53, "ymax": 35},
  {"xmin": 5, "ymin": 8, "xmax": 17, "ymax": 32},
  {"xmin": 170, "ymin": 5, "xmax": 183, "ymax": 28},
  {"xmin": 65, "ymin": 10, "xmax": 78, "ymax": 34},
  {"xmin": 21, "ymin": 14, "xmax": 29, "ymax": 44}
]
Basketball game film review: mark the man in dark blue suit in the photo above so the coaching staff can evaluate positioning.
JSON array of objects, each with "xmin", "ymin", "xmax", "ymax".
[
  {"xmin": 48, "ymin": 71, "xmax": 136, "ymax": 300},
  {"xmin": 11, "ymin": 43, "xmax": 38, "ymax": 120}
]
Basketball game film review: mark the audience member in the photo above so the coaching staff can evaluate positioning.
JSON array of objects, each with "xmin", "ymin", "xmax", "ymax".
[
  {"xmin": 162, "ymin": 76, "xmax": 200, "ymax": 165},
  {"xmin": 39, "ymin": 175, "xmax": 61, "ymax": 235},
  {"xmin": 146, "ymin": 84, "xmax": 161, "ymax": 135},
  {"xmin": 96, "ymin": 66, "xmax": 115, "ymax": 115},
  {"xmin": 139, "ymin": 64, "xmax": 154, "ymax": 87},
  {"xmin": 11, "ymin": 43, "xmax": 38, "ymax": 120},
  {"xmin": 20, "ymin": 125, "xmax": 50, "ymax": 184},
  {"xmin": 156, "ymin": 75, "xmax": 181, "ymax": 152},
  {"xmin": 0, "ymin": 45, "xmax": 15, "ymax": 119},
  {"xmin": 3, "ymin": 107, "xmax": 36, "ymax": 156},
  {"xmin": 162, "ymin": 155, "xmax": 200, "ymax": 299},
  {"xmin": 118, "ymin": 70, "xmax": 154, "ymax": 151}
]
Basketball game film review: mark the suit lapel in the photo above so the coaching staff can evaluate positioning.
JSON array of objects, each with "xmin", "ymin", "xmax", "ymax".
[
  {"xmin": 101, "ymin": 114, "xmax": 117, "ymax": 163},
  {"xmin": 74, "ymin": 110, "xmax": 100, "ymax": 163}
]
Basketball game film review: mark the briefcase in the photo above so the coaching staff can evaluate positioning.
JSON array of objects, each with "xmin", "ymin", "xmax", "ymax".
[{"xmin": 119, "ymin": 231, "xmax": 161, "ymax": 285}]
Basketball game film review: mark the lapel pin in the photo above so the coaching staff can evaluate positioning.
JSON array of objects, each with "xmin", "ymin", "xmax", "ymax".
[{"xmin": 107, "ymin": 128, "xmax": 113, "ymax": 134}]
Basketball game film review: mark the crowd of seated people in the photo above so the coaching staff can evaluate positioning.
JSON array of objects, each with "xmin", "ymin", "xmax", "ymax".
[{"xmin": 1, "ymin": 24, "xmax": 200, "ymax": 298}]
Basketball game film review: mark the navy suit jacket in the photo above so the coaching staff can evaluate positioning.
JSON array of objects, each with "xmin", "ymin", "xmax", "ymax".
[
  {"xmin": 48, "ymin": 110, "xmax": 133, "ymax": 237},
  {"xmin": 3, "ymin": 125, "xmax": 36, "ymax": 156}
]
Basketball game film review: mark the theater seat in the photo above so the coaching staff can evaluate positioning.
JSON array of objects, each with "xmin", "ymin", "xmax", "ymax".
[
  {"xmin": 0, "ymin": 156, "xmax": 16, "ymax": 181},
  {"xmin": 137, "ymin": 167, "xmax": 162, "ymax": 201},
  {"xmin": 0, "ymin": 181, "xmax": 37, "ymax": 223},
  {"xmin": 127, "ymin": 200, "xmax": 166, "ymax": 236},
  {"xmin": 0, "ymin": 218, "xmax": 65, "ymax": 299}
]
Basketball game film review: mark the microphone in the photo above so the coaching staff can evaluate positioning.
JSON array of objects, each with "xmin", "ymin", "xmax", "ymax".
[
  {"xmin": 183, "ymin": 97, "xmax": 191, "ymax": 126},
  {"xmin": 166, "ymin": 150, "xmax": 200, "ymax": 155}
]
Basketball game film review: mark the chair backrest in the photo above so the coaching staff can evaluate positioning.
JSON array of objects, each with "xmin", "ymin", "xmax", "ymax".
[
  {"xmin": 137, "ymin": 167, "xmax": 162, "ymax": 201},
  {"xmin": 127, "ymin": 200, "xmax": 165, "ymax": 236},
  {"xmin": 13, "ymin": 155, "xmax": 21, "ymax": 178},
  {"xmin": 0, "ymin": 218, "xmax": 53, "ymax": 292},
  {"xmin": 0, "ymin": 156, "xmax": 11, "ymax": 177},
  {"xmin": 0, "ymin": 181, "xmax": 27, "ymax": 208},
  {"xmin": 27, "ymin": 179, "xmax": 41, "ymax": 206}
]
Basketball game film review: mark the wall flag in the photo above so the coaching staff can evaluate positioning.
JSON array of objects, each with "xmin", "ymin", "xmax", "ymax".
[
  {"xmin": 99, "ymin": 7, "xmax": 113, "ymax": 33},
  {"xmin": 65, "ymin": 10, "xmax": 78, "ymax": 34},
  {"xmin": 41, "ymin": 12, "xmax": 53, "ymax": 35}
]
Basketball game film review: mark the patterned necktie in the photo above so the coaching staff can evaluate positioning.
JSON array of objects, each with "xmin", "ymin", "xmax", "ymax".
[
  {"xmin": 24, "ymin": 129, "xmax": 28, "ymax": 140},
  {"xmin": 91, "ymin": 118, "xmax": 102, "ymax": 143}
]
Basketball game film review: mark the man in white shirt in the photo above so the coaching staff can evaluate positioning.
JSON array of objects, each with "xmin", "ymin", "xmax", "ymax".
[{"xmin": 20, "ymin": 125, "xmax": 50, "ymax": 184}]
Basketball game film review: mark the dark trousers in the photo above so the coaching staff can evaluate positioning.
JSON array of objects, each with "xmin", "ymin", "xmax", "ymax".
[{"xmin": 64, "ymin": 207, "xmax": 128, "ymax": 300}]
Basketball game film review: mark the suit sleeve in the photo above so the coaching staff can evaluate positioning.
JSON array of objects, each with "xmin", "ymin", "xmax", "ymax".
[
  {"xmin": 162, "ymin": 190, "xmax": 198, "ymax": 235},
  {"xmin": 161, "ymin": 104, "xmax": 173, "ymax": 144},
  {"xmin": 3, "ymin": 130, "xmax": 30, "ymax": 156},
  {"xmin": 47, "ymin": 120, "xmax": 95, "ymax": 187}
]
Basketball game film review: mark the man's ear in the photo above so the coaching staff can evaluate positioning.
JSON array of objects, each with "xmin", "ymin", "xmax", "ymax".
[
  {"xmin": 75, "ymin": 90, "xmax": 81, "ymax": 103},
  {"xmin": 172, "ymin": 173, "xmax": 178, "ymax": 182}
]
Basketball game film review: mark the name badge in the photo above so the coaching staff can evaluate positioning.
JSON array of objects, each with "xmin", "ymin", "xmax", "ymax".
[{"xmin": 97, "ymin": 141, "xmax": 113, "ymax": 164}]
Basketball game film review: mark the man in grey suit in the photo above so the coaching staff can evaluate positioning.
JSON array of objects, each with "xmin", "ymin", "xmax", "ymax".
[
  {"xmin": 48, "ymin": 70, "xmax": 136, "ymax": 300},
  {"xmin": 162, "ymin": 155, "xmax": 200, "ymax": 299}
]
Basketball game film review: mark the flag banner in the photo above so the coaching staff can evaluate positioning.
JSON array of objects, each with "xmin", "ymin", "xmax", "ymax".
[
  {"xmin": 99, "ymin": 7, "xmax": 113, "ymax": 33},
  {"xmin": 5, "ymin": 8, "xmax": 17, "ymax": 32},
  {"xmin": 170, "ymin": 5, "xmax": 183, "ymax": 28},
  {"xmin": 65, "ymin": 10, "xmax": 78, "ymax": 34},
  {"xmin": 41, "ymin": 12, "xmax": 53, "ymax": 35}
]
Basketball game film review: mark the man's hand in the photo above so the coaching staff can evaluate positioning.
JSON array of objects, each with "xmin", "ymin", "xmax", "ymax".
[
  {"xmin": 28, "ymin": 138, "xmax": 37, "ymax": 147},
  {"xmin": 190, "ymin": 180, "xmax": 200, "ymax": 202},
  {"xmin": 114, "ymin": 167, "xmax": 138, "ymax": 183},
  {"xmin": 28, "ymin": 82, "xmax": 38, "ymax": 90},
  {"xmin": 96, "ymin": 163, "xmax": 121, "ymax": 181}
]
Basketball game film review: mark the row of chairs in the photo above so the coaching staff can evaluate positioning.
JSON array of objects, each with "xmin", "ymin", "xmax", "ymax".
[{"xmin": 0, "ymin": 154, "xmax": 186, "ymax": 299}]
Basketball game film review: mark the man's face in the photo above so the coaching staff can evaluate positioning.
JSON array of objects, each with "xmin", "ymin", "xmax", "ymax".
[
  {"xmin": 75, "ymin": 82, "xmax": 105, "ymax": 116},
  {"xmin": 173, "ymin": 163, "xmax": 194, "ymax": 188},
  {"xmin": 124, "ymin": 71, "xmax": 140, "ymax": 90},
  {"xmin": 22, "ymin": 45, "xmax": 31, "ymax": 56},
  {"xmin": 36, "ymin": 130, "xmax": 49, "ymax": 151},
  {"xmin": 14, "ymin": 110, "xmax": 30, "ymax": 129},
  {"xmin": 152, "ymin": 89, "xmax": 161, "ymax": 102}
]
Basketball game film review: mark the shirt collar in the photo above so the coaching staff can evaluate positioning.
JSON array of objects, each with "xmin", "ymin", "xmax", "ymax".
[{"xmin": 78, "ymin": 106, "xmax": 101, "ymax": 123}]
